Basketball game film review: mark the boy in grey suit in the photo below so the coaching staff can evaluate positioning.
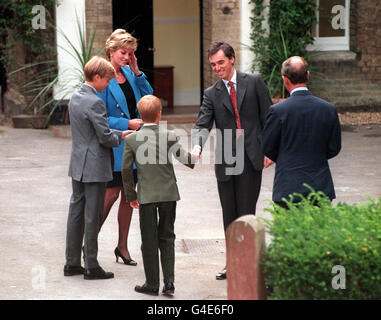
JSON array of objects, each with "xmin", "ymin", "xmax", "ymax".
[
  {"xmin": 122, "ymin": 95, "xmax": 196, "ymax": 296},
  {"xmin": 64, "ymin": 56, "xmax": 131, "ymax": 280}
]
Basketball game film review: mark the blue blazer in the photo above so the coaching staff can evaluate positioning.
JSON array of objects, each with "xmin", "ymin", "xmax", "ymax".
[
  {"xmin": 261, "ymin": 90, "xmax": 341, "ymax": 203},
  {"xmin": 98, "ymin": 66, "xmax": 153, "ymax": 172}
]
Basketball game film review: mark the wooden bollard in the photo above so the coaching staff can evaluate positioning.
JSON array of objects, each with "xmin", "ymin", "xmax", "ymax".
[{"xmin": 226, "ymin": 215, "xmax": 267, "ymax": 300}]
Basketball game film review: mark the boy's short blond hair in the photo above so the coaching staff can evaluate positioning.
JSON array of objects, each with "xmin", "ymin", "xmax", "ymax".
[
  {"xmin": 137, "ymin": 95, "xmax": 162, "ymax": 123},
  {"xmin": 84, "ymin": 56, "xmax": 116, "ymax": 81},
  {"xmin": 105, "ymin": 30, "xmax": 138, "ymax": 61}
]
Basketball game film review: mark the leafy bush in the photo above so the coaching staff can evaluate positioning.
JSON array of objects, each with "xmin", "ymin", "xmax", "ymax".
[
  {"xmin": 263, "ymin": 188, "xmax": 381, "ymax": 299},
  {"xmin": 0, "ymin": 0, "xmax": 58, "ymax": 63},
  {"xmin": 249, "ymin": 0, "xmax": 317, "ymax": 97}
]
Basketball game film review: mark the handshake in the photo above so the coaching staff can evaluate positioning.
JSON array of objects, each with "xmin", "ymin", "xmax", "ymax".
[
  {"xmin": 191, "ymin": 145, "xmax": 202, "ymax": 162},
  {"xmin": 191, "ymin": 145, "xmax": 274, "ymax": 168}
]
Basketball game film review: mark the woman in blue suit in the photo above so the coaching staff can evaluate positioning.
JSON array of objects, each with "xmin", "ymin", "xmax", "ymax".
[{"xmin": 99, "ymin": 29, "xmax": 153, "ymax": 266}]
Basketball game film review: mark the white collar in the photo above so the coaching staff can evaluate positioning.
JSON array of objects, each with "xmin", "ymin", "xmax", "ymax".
[
  {"xmin": 291, "ymin": 87, "xmax": 308, "ymax": 95},
  {"xmin": 222, "ymin": 69, "xmax": 237, "ymax": 87}
]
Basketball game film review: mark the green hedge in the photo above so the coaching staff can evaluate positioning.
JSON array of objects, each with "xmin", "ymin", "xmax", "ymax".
[{"xmin": 263, "ymin": 188, "xmax": 381, "ymax": 300}]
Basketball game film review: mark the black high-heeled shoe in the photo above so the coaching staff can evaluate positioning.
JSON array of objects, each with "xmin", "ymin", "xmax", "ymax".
[{"xmin": 114, "ymin": 247, "xmax": 137, "ymax": 266}]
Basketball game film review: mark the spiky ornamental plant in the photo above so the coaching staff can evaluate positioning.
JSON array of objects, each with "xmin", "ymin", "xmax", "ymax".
[{"xmin": 9, "ymin": 13, "xmax": 98, "ymax": 126}]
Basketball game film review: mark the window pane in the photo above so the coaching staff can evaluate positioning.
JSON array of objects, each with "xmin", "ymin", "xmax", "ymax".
[{"xmin": 319, "ymin": 0, "xmax": 346, "ymax": 37}]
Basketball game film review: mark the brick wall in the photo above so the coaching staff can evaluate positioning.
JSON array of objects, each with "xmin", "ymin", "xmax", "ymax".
[
  {"xmin": 202, "ymin": 0, "xmax": 241, "ymax": 89},
  {"xmin": 357, "ymin": 0, "xmax": 381, "ymax": 84},
  {"xmin": 85, "ymin": 0, "xmax": 113, "ymax": 59},
  {"xmin": 310, "ymin": 0, "xmax": 381, "ymax": 108},
  {"xmin": 3, "ymin": 4, "xmax": 57, "ymax": 116}
]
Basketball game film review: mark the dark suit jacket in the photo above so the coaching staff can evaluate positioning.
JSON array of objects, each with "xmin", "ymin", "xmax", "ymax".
[
  {"xmin": 192, "ymin": 71, "xmax": 272, "ymax": 181},
  {"xmin": 68, "ymin": 84, "xmax": 122, "ymax": 183},
  {"xmin": 122, "ymin": 124, "xmax": 195, "ymax": 204},
  {"xmin": 261, "ymin": 90, "xmax": 341, "ymax": 202}
]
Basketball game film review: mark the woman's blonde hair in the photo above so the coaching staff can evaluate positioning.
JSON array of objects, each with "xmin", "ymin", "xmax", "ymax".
[
  {"xmin": 84, "ymin": 56, "xmax": 116, "ymax": 81},
  {"xmin": 105, "ymin": 29, "xmax": 138, "ymax": 61}
]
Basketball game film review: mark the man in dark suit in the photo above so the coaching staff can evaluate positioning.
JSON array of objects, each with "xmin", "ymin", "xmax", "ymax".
[
  {"xmin": 192, "ymin": 42, "xmax": 272, "ymax": 280},
  {"xmin": 261, "ymin": 56, "xmax": 341, "ymax": 208}
]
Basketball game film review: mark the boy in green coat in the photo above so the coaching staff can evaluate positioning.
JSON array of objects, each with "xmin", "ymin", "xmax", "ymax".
[{"xmin": 122, "ymin": 95, "xmax": 196, "ymax": 296}]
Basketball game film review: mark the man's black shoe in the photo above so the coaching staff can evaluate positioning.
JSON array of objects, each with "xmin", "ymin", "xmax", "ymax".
[
  {"xmin": 64, "ymin": 265, "xmax": 85, "ymax": 276},
  {"xmin": 135, "ymin": 284, "xmax": 159, "ymax": 296},
  {"xmin": 162, "ymin": 282, "xmax": 175, "ymax": 295},
  {"xmin": 84, "ymin": 266, "xmax": 114, "ymax": 280},
  {"xmin": 216, "ymin": 267, "xmax": 227, "ymax": 280}
]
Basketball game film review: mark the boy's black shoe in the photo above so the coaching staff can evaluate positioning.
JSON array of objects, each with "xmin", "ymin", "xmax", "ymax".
[
  {"xmin": 64, "ymin": 265, "xmax": 85, "ymax": 276},
  {"xmin": 162, "ymin": 282, "xmax": 175, "ymax": 295},
  {"xmin": 84, "ymin": 266, "xmax": 114, "ymax": 280},
  {"xmin": 135, "ymin": 284, "xmax": 159, "ymax": 296}
]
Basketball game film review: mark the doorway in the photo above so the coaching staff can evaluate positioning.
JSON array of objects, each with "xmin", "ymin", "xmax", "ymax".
[
  {"xmin": 153, "ymin": 0, "xmax": 201, "ymax": 108},
  {"xmin": 112, "ymin": 0, "xmax": 202, "ymax": 110},
  {"xmin": 112, "ymin": 0, "xmax": 154, "ymax": 84}
]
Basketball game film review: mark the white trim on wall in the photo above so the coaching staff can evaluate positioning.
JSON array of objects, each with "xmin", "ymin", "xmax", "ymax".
[
  {"xmin": 54, "ymin": 0, "xmax": 86, "ymax": 100},
  {"xmin": 240, "ymin": 0, "xmax": 269, "ymax": 73},
  {"xmin": 240, "ymin": 0, "xmax": 255, "ymax": 73}
]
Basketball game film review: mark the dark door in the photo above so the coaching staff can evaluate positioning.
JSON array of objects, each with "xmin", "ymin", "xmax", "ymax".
[{"xmin": 112, "ymin": 0, "xmax": 154, "ymax": 85}]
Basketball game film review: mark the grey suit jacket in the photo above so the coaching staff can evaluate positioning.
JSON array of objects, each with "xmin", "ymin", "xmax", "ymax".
[
  {"xmin": 192, "ymin": 71, "xmax": 272, "ymax": 181},
  {"xmin": 68, "ymin": 84, "xmax": 122, "ymax": 183},
  {"xmin": 122, "ymin": 124, "xmax": 195, "ymax": 204}
]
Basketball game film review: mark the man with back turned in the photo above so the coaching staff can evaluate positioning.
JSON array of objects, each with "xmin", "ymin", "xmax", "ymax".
[{"xmin": 261, "ymin": 56, "xmax": 341, "ymax": 208}]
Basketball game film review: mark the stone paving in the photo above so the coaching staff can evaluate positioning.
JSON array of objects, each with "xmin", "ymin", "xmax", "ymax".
[{"xmin": 0, "ymin": 123, "xmax": 380, "ymax": 300}]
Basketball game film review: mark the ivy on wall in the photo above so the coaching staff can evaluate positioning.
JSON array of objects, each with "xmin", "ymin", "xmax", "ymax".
[
  {"xmin": 249, "ymin": 0, "xmax": 318, "ymax": 97},
  {"xmin": 0, "ymin": 0, "xmax": 58, "ymax": 65}
]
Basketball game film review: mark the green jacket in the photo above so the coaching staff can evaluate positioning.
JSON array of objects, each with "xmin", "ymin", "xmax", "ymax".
[{"xmin": 122, "ymin": 124, "xmax": 195, "ymax": 204}]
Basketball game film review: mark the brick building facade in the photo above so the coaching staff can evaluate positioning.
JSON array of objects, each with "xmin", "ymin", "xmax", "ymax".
[
  {"xmin": 85, "ymin": 0, "xmax": 113, "ymax": 59},
  {"xmin": 3, "ymin": 0, "xmax": 381, "ymax": 118},
  {"xmin": 83, "ymin": 0, "xmax": 242, "ymax": 94},
  {"xmin": 309, "ymin": 0, "xmax": 381, "ymax": 108},
  {"xmin": 77, "ymin": 0, "xmax": 381, "ymax": 109}
]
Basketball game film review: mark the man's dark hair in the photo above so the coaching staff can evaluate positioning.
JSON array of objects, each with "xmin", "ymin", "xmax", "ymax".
[
  {"xmin": 281, "ymin": 56, "xmax": 309, "ymax": 84},
  {"xmin": 208, "ymin": 41, "xmax": 235, "ymax": 59}
]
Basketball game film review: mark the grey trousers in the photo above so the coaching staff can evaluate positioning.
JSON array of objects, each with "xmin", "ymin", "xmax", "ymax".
[{"xmin": 65, "ymin": 179, "xmax": 107, "ymax": 269}]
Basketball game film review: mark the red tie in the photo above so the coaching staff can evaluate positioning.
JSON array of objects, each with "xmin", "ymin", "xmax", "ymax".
[{"xmin": 228, "ymin": 81, "xmax": 242, "ymax": 135}]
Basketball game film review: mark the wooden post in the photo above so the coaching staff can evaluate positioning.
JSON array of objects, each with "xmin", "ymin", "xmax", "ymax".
[{"xmin": 226, "ymin": 215, "xmax": 267, "ymax": 300}]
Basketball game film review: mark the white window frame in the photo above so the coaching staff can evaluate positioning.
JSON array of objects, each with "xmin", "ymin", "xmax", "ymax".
[{"xmin": 307, "ymin": 0, "xmax": 350, "ymax": 51}]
